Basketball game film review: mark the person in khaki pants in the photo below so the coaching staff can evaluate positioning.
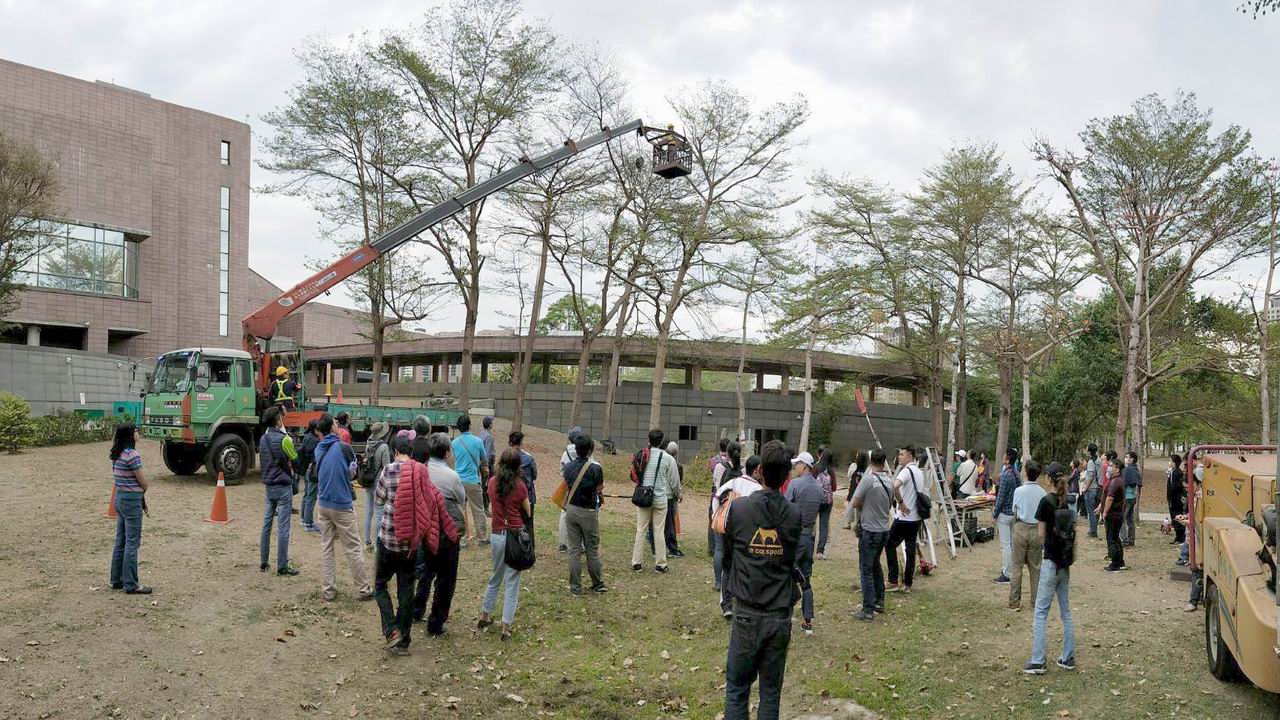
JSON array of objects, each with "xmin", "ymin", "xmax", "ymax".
[
  {"xmin": 1008, "ymin": 460, "xmax": 1046, "ymax": 610},
  {"xmin": 313, "ymin": 414, "xmax": 372, "ymax": 602},
  {"xmin": 630, "ymin": 429, "xmax": 680, "ymax": 574}
]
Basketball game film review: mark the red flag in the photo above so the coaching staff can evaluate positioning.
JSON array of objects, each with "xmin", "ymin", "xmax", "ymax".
[{"xmin": 854, "ymin": 388, "xmax": 867, "ymax": 415}]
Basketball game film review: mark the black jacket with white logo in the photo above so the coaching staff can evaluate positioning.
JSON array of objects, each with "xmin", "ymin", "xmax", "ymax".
[{"xmin": 721, "ymin": 487, "xmax": 802, "ymax": 614}]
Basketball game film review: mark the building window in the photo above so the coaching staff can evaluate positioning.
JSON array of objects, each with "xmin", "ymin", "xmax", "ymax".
[
  {"xmin": 220, "ymin": 141, "xmax": 230, "ymax": 166},
  {"xmin": 15, "ymin": 221, "xmax": 140, "ymax": 298},
  {"xmin": 219, "ymin": 186, "xmax": 230, "ymax": 336},
  {"xmin": 678, "ymin": 425, "xmax": 699, "ymax": 441}
]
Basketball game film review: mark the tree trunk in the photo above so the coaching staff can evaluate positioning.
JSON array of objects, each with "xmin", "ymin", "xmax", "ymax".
[
  {"xmin": 736, "ymin": 286, "xmax": 752, "ymax": 440},
  {"xmin": 798, "ymin": 322, "xmax": 817, "ymax": 452},
  {"xmin": 370, "ymin": 322, "xmax": 385, "ymax": 405},
  {"xmin": 603, "ymin": 294, "xmax": 631, "ymax": 443},
  {"xmin": 569, "ymin": 334, "xmax": 594, "ymax": 429},
  {"xmin": 1020, "ymin": 360, "xmax": 1031, "ymax": 462},
  {"xmin": 1262, "ymin": 202, "xmax": 1276, "ymax": 444},
  {"xmin": 956, "ymin": 350, "xmax": 968, "ymax": 449},
  {"xmin": 1118, "ymin": 255, "xmax": 1146, "ymax": 452},
  {"xmin": 648, "ymin": 262, "xmax": 691, "ymax": 429},
  {"xmin": 995, "ymin": 358, "xmax": 1011, "ymax": 468},
  {"xmin": 945, "ymin": 344, "xmax": 960, "ymax": 466},
  {"xmin": 948, "ymin": 275, "xmax": 966, "ymax": 457},
  {"xmin": 511, "ymin": 232, "xmax": 550, "ymax": 433}
]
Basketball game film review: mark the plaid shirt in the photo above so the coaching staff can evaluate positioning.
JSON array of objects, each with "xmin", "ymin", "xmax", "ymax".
[{"xmin": 374, "ymin": 460, "xmax": 410, "ymax": 553}]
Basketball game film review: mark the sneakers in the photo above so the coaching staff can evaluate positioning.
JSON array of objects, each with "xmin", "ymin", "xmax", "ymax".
[
  {"xmin": 389, "ymin": 645, "xmax": 410, "ymax": 656},
  {"xmin": 632, "ymin": 564, "xmax": 643, "ymax": 573},
  {"xmin": 559, "ymin": 545, "xmax": 568, "ymax": 553},
  {"xmin": 277, "ymin": 565, "xmax": 300, "ymax": 576},
  {"xmin": 801, "ymin": 620, "xmax": 813, "ymax": 635},
  {"xmin": 477, "ymin": 616, "xmax": 494, "ymax": 630},
  {"xmin": 303, "ymin": 524, "xmax": 321, "ymax": 534},
  {"xmin": 590, "ymin": 584, "xmax": 610, "ymax": 594},
  {"xmin": 872, "ymin": 604, "xmax": 885, "ymax": 614},
  {"xmin": 125, "ymin": 586, "xmax": 153, "ymax": 595},
  {"xmin": 1103, "ymin": 565, "xmax": 1127, "ymax": 572},
  {"xmin": 886, "ymin": 583, "xmax": 904, "ymax": 593},
  {"xmin": 356, "ymin": 591, "xmax": 374, "ymax": 601},
  {"xmin": 1175, "ymin": 558, "xmax": 1188, "ymax": 566},
  {"xmin": 654, "ymin": 565, "xmax": 669, "ymax": 574},
  {"xmin": 722, "ymin": 608, "xmax": 733, "ymax": 618},
  {"xmin": 1056, "ymin": 657, "xmax": 1076, "ymax": 670},
  {"xmin": 815, "ymin": 552, "xmax": 827, "ymax": 561},
  {"xmin": 384, "ymin": 630, "xmax": 403, "ymax": 650},
  {"xmin": 1183, "ymin": 603, "xmax": 1198, "ymax": 612},
  {"xmin": 854, "ymin": 609, "xmax": 875, "ymax": 622},
  {"xmin": 1008, "ymin": 602, "xmax": 1021, "ymax": 612},
  {"xmin": 260, "ymin": 563, "xmax": 269, "ymax": 572},
  {"xmin": 993, "ymin": 575, "xmax": 1011, "ymax": 584},
  {"xmin": 569, "ymin": 587, "xmax": 583, "ymax": 597},
  {"xmin": 1023, "ymin": 661, "xmax": 1047, "ymax": 675}
]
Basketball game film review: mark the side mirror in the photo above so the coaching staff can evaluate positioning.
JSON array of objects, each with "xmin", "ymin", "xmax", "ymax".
[{"xmin": 195, "ymin": 364, "xmax": 211, "ymax": 393}]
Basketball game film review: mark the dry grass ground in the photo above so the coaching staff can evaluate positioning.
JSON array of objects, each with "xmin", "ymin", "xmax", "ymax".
[{"xmin": 0, "ymin": 424, "xmax": 1276, "ymax": 720}]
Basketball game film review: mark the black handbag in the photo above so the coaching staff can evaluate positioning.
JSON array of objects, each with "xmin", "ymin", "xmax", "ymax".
[
  {"xmin": 503, "ymin": 516, "xmax": 536, "ymax": 571},
  {"xmin": 631, "ymin": 454, "xmax": 661, "ymax": 508}
]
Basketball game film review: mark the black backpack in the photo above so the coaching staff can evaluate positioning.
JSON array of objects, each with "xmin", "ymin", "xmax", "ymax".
[
  {"xmin": 909, "ymin": 466, "xmax": 931, "ymax": 520},
  {"xmin": 358, "ymin": 441, "xmax": 385, "ymax": 488},
  {"xmin": 1051, "ymin": 502, "xmax": 1077, "ymax": 568}
]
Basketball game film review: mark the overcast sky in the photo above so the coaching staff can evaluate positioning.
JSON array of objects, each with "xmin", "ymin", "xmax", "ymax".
[{"xmin": 4, "ymin": 0, "xmax": 1278, "ymax": 339}]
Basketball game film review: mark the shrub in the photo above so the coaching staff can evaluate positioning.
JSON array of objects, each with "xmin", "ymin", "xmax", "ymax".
[
  {"xmin": 28, "ymin": 410, "xmax": 127, "ymax": 447},
  {"xmin": 0, "ymin": 393, "xmax": 35, "ymax": 453}
]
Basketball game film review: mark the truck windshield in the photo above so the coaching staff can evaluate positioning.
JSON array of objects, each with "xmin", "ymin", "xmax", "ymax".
[{"xmin": 150, "ymin": 351, "xmax": 196, "ymax": 393}]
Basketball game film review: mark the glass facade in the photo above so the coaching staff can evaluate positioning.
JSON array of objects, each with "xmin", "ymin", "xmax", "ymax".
[
  {"xmin": 16, "ymin": 221, "xmax": 140, "ymax": 298},
  {"xmin": 219, "ymin": 186, "xmax": 230, "ymax": 336}
]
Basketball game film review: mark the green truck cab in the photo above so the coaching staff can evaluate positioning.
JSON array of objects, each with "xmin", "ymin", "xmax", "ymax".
[{"xmin": 140, "ymin": 347, "xmax": 468, "ymax": 484}]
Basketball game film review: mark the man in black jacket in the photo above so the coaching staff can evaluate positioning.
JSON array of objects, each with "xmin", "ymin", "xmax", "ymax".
[{"xmin": 721, "ymin": 440, "xmax": 801, "ymax": 720}]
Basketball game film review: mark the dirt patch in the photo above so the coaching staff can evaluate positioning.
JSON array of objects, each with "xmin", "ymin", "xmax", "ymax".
[{"xmin": 0, "ymin": 433, "xmax": 1274, "ymax": 719}]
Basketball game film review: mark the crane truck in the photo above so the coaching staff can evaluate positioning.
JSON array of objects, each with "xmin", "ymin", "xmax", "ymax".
[
  {"xmin": 138, "ymin": 121, "xmax": 691, "ymax": 483},
  {"xmin": 1188, "ymin": 445, "xmax": 1280, "ymax": 693}
]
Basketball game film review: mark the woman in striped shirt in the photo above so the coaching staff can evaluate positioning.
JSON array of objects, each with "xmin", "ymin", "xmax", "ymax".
[{"xmin": 109, "ymin": 423, "xmax": 151, "ymax": 595}]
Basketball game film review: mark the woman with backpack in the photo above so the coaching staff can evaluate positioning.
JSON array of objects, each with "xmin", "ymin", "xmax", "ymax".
[
  {"xmin": 361, "ymin": 422, "xmax": 392, "ymax": 548},
  {"xmin": 711, "ymin": 444, "xmax": 761, "ymax": 617},
  {"xmin": 1024, "ymin": 461, "xmax": 1077, "ymax": 674},
  {"xmin": 812, "ymin": 448, "xmax": 837, "ymax": 559},
  {"xmin": 478, "ymin": 448, "xmax": 531, "ymax": 641}
]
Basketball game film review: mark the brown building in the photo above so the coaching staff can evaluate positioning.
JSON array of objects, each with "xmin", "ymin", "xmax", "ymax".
[{"xmin": 0, "ymin": 58, "xmax": 250, "ymax": 359}]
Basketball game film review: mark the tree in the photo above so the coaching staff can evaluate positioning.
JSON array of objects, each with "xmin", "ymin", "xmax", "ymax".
[
  {"xmin": 377, "ymin": 0, "xmax": 565, "ymax": 413},
  {"xmin": 1245, "ymin": 163, "xmax": 1280, "ymax": 443},
  {"xmin": 0, "ymin": 392, "xmax": 34, "ymax": 453},
  {"xmin": 643, "ymin": 80, "xmax": 808, "ymax": 428},
  {"xmin": 1035, "ymin": 93, "xmax": 1268, "ymax": 453},
  {"xmin": 260, "ymin": 39, "xmax": 447, "ymax": 404},
  {"xmin": 0, "ymin": 132, "xmax": 59, "ymax": 318},
  {"xmin": 539, "ymin": 294, "xmax": 596, "ymax": 333},
  {"xmin": 719, "ymin": 249, "xmax": 784, "ymax": 439}
]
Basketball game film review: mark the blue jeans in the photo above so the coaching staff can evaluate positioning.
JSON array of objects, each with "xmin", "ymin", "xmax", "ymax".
[
  {"xmin": 110, "ymin": 491, "xmax": 145, "ymax": 591},
  {"xmin": 724, "ymin": 607, "xmax": 792, "ymax": 720},
  {"xmin": 1083, "ymin": 488, "xmax": 1100, "ymax": 536},
  {"xmin": 301, "ymin": 469, "xmax": 318, "ymax": 527},
  {"xmin": 796, "ymin": 534, "xmax": 815, "ymax": 621},
  {"xmin": 713, "ymin": 533, "xmax": 730, "ymax": 612},
  {"xmin": 482, "ymin": 532, "xmax": 523, "ymax": 625},
  {"xmin": 858, "ymin": 529, "xmax": 889, "ymax": 611},
  {"xmin": 1179, "ymin": 540, "xmax": 1189, "ymax": 564},
  {"xmin": 260, "ymin": 484, "xmax": 292, "ymax": 570},
  {"xmin": 1030, "ymin": 558, "xmax": 1075, "ymax": 665},
  {"xmin": 363, "ymin": 486, "xmax": 384, "ymax": 545},
  {"xmin": 816, "ymin": 503, "xmax": 833, "ymax": 555}
]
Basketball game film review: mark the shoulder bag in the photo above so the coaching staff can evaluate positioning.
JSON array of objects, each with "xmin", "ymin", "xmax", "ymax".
[
  {"xmin": 551, "ymin": 461, "xmax": 592, "ymax": 511},
  {"xmin": 631, "ymin": 453, "xmax": 661, "ymax": 508}
]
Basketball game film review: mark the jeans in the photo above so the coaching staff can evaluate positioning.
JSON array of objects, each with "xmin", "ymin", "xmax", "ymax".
[
  {"xmin": 885, "ymin": 519, "xmax": 920, "ymax": 587},
  {"xmin": 816, "ymin": 503, "xmax": 833, "ymax": 555},
  {"xmin": 632, "ymin": 502, "xmax": 669, "ymax": 567},
  {"xmin": 374, "ymin": 543, "xmax": 416, "ymax": 646},
  {"xmin": 1105, "ymin": 514, "xmax": 1125, "ymax": 569},
  {"xmin": 1083, "ymin": 488, "xmax": 1099, "ymax": 537},
  {"xmin": 414, "ymin": 540, "xmax": 460, "ymax": 635},
  {"xmin": 1122, "ymin": 496, "xmax": 1137, "ymax": 544},
  {"xmin": 1189, "ymin": 568, "xmax": 1204, "ymax": 605},
  {"xmin": 724, "ymin": 607, "xmax": 792, "ymax": 720},
  {"xmin": 713, "ymin": 533, "xmax": 730, "ymax": 611},
  {"xmin": 1179, "ymin": 540, "xmax": 1189, "ymax": 565},
  {"xmin": 317, "ymin": 506, "xmax": 371, "ymax": 600},
  {"xmin": 858, "ymin": 529, "xmax": 889, "ymax": 611},
  {"xmin": 482, "ymin": 532, "xmax": 523, "ymax": 625},
  {"xmin": 1029, "ymin": 558, "xmax": 1074, "ymax": 665},
  {"xmin": 565, "ymin": 505, "xmax": 604, "ymax": 592},
  {"xmin": 363, "ymin": 486, "xmax": 384, "ymax": 546},
  {"xmin": 1169, "ymin": 501, "xmax": 1186, "ymax": 543},
  {"xmin": 996, "ymin": 513, "xmax": 1015, "ymax": 576},
  {"xmin": 301, "ymin": 470, "xmax": 319, "ymax": 527},
  {"xmin": 646, "ymin": 499, "xmax": 679, "ymax": 555},
  {"xmin": 796, "ymin": 534, "xmax": 815, "ymax": 621},
  {"xmin": 260, "ymin": 484, "xmax": 292, "ymax": 571},
  {"xmin": 1010, "ymin": 522, "xmax": 1042, "ymax": 607},
  {"xmin": 110, "ymin": 491, "xmax": 145, "ymax": 591}
]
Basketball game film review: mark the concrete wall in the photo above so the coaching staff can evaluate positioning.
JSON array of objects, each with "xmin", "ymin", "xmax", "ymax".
[
  {"xmin": 330, "ymin": 380, "xmax": 931, "ymax": 461},
  {"xmin": 0, "ymin": 344, "xmax": 153, "ymax": 415}
]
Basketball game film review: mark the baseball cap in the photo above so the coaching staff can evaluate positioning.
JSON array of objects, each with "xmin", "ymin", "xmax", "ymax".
[
  {"xmin": 792, "ymin": 451, "xmax": 815, "ymax": 467},
  {"xmin": 955, "ymin": 449, "xmax": 968, "ymax": 459},
  {"xmin": 1046, "ymin": 461, "xmax": 1064, "ymax": 478}
]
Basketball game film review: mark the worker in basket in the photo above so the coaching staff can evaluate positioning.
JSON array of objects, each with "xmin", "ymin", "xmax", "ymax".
[{"xmin": 273, "ymin": 366, "xmax": 301, "ymax": 412}]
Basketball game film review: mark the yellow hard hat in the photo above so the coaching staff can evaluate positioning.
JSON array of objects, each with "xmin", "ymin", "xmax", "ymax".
[{"xmin": 275, "ymin": 366, "xmax": 289, "ymax": 377}]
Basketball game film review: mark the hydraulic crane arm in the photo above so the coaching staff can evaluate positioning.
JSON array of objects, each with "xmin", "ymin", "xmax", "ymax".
[{"xmin": 241, "ymin": 119, "xmax": 688, "ymax": 391}]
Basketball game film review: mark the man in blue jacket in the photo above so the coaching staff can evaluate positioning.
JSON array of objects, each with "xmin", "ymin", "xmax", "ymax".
[
  {"xmin": 992, "ymin": 448, "xmax": 1020, "ymax": 585},
  {"xmin": 314, "ymin": 413, "xmax": 372, "ymax": 602},
  {"xmin": 258, "ymin": 406, "xmax": 299, "ymax": 576}
]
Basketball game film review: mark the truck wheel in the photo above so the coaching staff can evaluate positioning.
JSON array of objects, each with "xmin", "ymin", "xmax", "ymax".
[
  {"xmin": 207, "ymin": 434, "xmax": 251, "ymax": 485},
  {"xmin": 162, "ymin": 441, "xmax": 204, "ymax": 476},
  {"xmin": 1205, "ymin": 581, "xmax": 1242, "ymax": 682}
]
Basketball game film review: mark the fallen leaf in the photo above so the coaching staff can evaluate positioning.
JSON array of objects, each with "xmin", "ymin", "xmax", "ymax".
[
  {"xmin": 276, "ymin": 638, "xmax": 287, "ymax": 644},
  {"xmin": 506, "ymin": 694, "xmax": 526, "ymax": 704},
  {"xmin": 622, "ymin": 657, "xmax": 634, "ymax": 668},
  {"xmin": 285, "ymin": 629, "xmax": 297, "ymax": 637},
  {"xmin": 349, "ymin": 705, "xmax": 359, "ymax": 717},
  {"xmin": 660, "ymin": 650, "xmax": 670, "ymax": 660},
  {"xmin": 329, "ymin": 654, "xmax": 338, "ymax": 659},
  {"xmin": 26, "ymin": 641, "xmax": 39, "ymax": 647},
  {"xmin": 299, "ymin": 702, "xmax": 319, "ymax": 711},
  {"xmin": 342, "ymin": 631, "xmax": 353, "ymax": 638}
]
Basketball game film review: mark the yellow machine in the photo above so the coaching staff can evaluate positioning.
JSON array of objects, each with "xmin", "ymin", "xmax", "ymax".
[{"xmin": 1192, "ymin": 448, "xmax": 1280, "ymax": 692}]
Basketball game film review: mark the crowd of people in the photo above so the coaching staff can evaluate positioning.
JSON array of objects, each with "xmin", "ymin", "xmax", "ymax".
[{"xmin": 104, "ymin": 411, "xmax": 1195, "ymax": 716}]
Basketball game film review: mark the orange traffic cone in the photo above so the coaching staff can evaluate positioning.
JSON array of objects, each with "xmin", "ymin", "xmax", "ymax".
[
  {"xmin": 103, "ymin": 484, "xmax": 118, "ymax": 519},
  {"xmin": 335, "ymin": 388, "xmax": 344, "ymax": 403},
  {"xmin": 205, "ymin": 472, "xmax": 233, "ymax": 524}
]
